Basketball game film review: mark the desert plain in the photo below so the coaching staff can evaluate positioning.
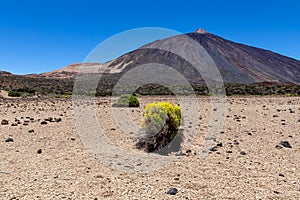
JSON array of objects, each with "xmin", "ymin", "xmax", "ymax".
[{"xmin": 0, "ymin": 96, "xmax": 299, "ymax": 199}]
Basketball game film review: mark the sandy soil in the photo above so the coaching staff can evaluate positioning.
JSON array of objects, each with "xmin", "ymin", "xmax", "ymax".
[
  {"xmin": 0, "ymin": 96, "xmax": 299, "ymax": 199},
  {"xmin": 0, "ymin": 90, "xmax": 9, "ymax": 98}
]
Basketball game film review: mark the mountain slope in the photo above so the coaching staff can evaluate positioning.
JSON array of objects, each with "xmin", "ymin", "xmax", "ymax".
[
  {"xmin": 31, "ymin": 63, "xmax": 110, "ymax": 78},
  {"xmin": 103, "ymin": 29, "xmax": 300, "ymax": 84}
]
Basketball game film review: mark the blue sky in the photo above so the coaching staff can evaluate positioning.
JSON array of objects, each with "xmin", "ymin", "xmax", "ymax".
[{"xmin": 0, "ymin": 0, "xmax": 300, "ymax": 74}]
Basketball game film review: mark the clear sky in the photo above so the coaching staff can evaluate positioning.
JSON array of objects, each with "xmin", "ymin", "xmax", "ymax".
[{"xmin": 0, "ymin": 0, "xmax": 300, "ymax": 75}]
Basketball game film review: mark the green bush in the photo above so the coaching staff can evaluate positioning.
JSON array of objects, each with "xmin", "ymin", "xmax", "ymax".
[
  {"xmin": 16, "ymin": 88, "xmax": 35, "ymax": 94},
  {"xmin": 8, "ymin": 90, "xmax": 22, "ymax": 97},
  {"xmin": 136, "ymin": 102, "xmax": 182, "ymax": 153},
  {"xmin": 113, "ymin": 94, "xmax": 140, "ymax": 107}
]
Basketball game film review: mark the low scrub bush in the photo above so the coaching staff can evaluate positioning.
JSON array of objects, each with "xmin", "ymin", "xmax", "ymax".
[
  {"xmin": 113, "ymin": 94, "xmax": 140, "ymax": 107},
  {"xmin": 8, "ymin": 90, "xmax": 22, "ymax": 97}
]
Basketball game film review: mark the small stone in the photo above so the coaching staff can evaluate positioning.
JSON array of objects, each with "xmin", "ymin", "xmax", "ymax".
[
  {"xmin": 274, "ymin": 191, "xmax": 280, "ymax": 194},
  {"xmin": 111, "ymin": 128, "xmax": 116, "ymax": 131},
  {"xmin": 45, "ymin": 117, "xmax": 53, "ymax": 122},
  {"xmin": 240, "ymin": 151, "xmax": 246, "ymax": 155},
  {"xmin": 70, "ymin": 137, "xmax": 76, "ymax": 141},
  {"xmin": 55, "ymin": 118, "xmax": 62, "ymax": 122},
  {"xmin": 175, "ymin": 151, "xmax": 182, "ymax": 156},
  {"xmin": 209, "ymin": 146, "xmax": 218, "ymax": 152},
  {"xmin": 11, "ymin": 123, "xmax": 18, "ymax": 126},
  {"xmin": 280, "ymin": 141, "xmax": 292, "ymax": 148},
  {"xmin": 186, "ymin": 149, "xmax": 192, "ymax": 154},
  {"xmin": 5, "ymin": 137, "xmax": 14, "ymax": 142},
  {"xmin": 1, "ymin": 119, "xmax": 9, "ymax": 125},
  {"xmin": 37, "ymin": 149, "xmax": 42, "ymax": 154},
  {"xmin": 298, "ymin": 118, "xmax": 300, "ymax": 122},
  {"xmin": 279, "ymin": 173, "xmax": 285, "ymax": 177},
  {"xmin": 167, "ymin": 188, "xmax": 178, "ymax": 195},
  {"xmin": 216, "ymin": 142, "xmax": 223, "ymax": 147},
  {"xmin": 273, "ymin": 115, "xmax": 279, "ymax": 117},
  {"xmin": 275, "ymin": 144, "xmax": 283, "ymax": 149},
  {"xmin": 174, "ymin": 177, "xmax": 180, "ymax": 181},
  {"xmin": 41, "ymin": 121, "xmax": 47, "ymax": 125},
  {"xmin": 28, "ymin": 129, "xmax": 35, "ymax": 133}
]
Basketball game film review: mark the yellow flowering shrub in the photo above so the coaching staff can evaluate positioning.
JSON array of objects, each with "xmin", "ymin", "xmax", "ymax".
[{"xmin": 142, "ymin": 102, "xmax": 181, "ymax": 134}]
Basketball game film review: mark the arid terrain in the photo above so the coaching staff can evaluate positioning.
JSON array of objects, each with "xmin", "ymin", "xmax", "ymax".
[{"xmin": 0, "ymin": 96, "xmax": 299, "ymax": 199}]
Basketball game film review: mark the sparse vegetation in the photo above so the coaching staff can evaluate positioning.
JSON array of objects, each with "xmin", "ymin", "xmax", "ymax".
[
  {"xmin": 112, "ymin": 94, "xmax": 140, "ymax": 107},
  {"xmin": 136, "ymin": 102, "xmax": 182, "ymax": 153},
  {"xmin": 1, "ymin": 74, "xmax": 299, "ymax": 97},
  {"xmin": 8, "ymin": 90, "xmax": 22, "ymax": 97}
]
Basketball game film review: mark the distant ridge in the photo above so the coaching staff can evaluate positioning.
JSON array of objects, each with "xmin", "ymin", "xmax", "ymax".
[{"xmin": 0, "ymin": 70, "xmax": 12, "ymax": 76}]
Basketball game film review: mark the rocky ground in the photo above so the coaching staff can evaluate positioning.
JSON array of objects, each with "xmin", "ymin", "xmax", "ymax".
[{"xmin": 0, "ymin": 96, "xmax": 299, "ymax": 199}]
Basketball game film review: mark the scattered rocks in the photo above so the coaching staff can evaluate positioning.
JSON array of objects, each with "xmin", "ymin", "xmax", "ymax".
[
  {"xmin": 279, "ymin": 141, "xmax": 292, "ymax": 148},
  {"xmin": 279, "ymin": 173, "xmax": 285, "ymax": 177},
  {"xmin": 5, "ymin": 137, "xmax": 14, "ymax": 142},
  {"xmin": 1, "ymin": 119, "xmax": 9, "ymax": 125},
  {"xmin": 37, "ymin": 149, "xmax": 42, "ymax": 154},
  {"xmin": 167, "ymin": 188, "xmax": 178, "ymax": 195},
  {"xmin": 45, "ymin": 117, "xmax": 54, "ymax": 122},
  {"xmin": 55, "ymin": 118, "xmax": 62, "ymax": 122},
  {"xmin": 216, "ymin": 142, "xmax": 223, "ymax": 147},
  {"xmin": 40, "ymin": 121, "xmax": 48, "ymax": 125},
  {"xmin": 209, "ymin": 146, "xmax": 218, "ymax": 152},
  {"xmin": 175, "ymin": 150, "xmax": 182, "ymax": 156}
]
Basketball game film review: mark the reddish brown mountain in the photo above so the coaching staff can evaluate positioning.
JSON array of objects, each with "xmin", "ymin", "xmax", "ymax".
[{"xmin": 103, "ymin": 29, "xmax": 300, "ymax": 84}]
